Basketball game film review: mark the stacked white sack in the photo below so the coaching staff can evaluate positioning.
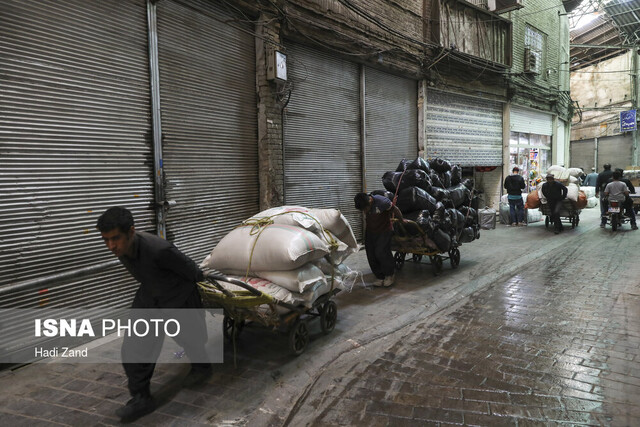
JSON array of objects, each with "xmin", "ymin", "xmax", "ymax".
[{"xmin": 200, "ymin": 206, "xmax": 358, "ymax": 307}]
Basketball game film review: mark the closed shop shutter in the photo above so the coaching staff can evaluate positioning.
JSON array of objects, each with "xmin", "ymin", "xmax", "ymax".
[
  {"xmin": 510, "ymin": 105, "xmax": 553, "ymax": 135},
  {"xmin": 426, "ymin": 90, "xmax": 503, "ymax": 166},
  {"xmin": 364, "ymin": 67, "xmax": 418, "ymax": 193},
  {"xmin": 156, "ymin": 0, "xmax": 258, "ymax": 263},
  {"xmin": 570, "ymin": 139, "xmax": 595, "ymax": 171},
  {"xmin": 597, "ymin": 135, "xmax": 633, "ymax": 170},
  {"xmin": 0, "ymin": 0, "xmax": 153, "ymax": 306},
  {"xmin": 283, "ymin": 44, "xmax": 363, "ymax": 238},
  {"xmin": 0, "ymin": 0, "xmax": 152, "ymax": 361}
]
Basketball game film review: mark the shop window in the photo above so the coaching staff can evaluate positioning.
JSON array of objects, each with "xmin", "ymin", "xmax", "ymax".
[{"xmin": 509, "ymin": 132, "xmax": 551, "ymax": 191}]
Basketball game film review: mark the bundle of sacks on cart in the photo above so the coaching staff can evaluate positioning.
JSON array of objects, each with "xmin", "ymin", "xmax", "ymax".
[
  {"xmin": 374, "ymin": 157, "xmax": 480, "ymax": 253},
  {"xmin": 200, "ymin": 206, "xmax": 358, "ymax": 311},
  {"xmin": 525, "ymin": 165, "xmax": 592, "ymax": 210}
]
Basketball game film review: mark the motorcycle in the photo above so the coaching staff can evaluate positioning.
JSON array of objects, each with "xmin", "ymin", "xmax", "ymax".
[{"xmin": 605, "ymin": 199, "xmax": 630, "ymax": 231}]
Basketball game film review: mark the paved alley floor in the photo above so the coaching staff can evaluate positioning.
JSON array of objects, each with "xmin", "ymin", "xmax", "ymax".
[{"xmin": 1, "ymin": 207, "xmax": 639, "ymax": 426}]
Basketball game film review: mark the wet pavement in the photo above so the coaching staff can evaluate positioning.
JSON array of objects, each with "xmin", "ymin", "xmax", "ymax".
[{"xmin": 1, "ymin": 207, "xmax": 639, "ymax": 426}]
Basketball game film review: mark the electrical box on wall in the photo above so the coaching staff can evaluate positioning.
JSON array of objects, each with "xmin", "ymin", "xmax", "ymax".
[{"xmin": 266, "ymin": 49, "xmax": 287, "ymax": 82}]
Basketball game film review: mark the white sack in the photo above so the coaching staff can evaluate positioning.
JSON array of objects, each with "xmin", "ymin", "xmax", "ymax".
[
  {"xmin": 567, "ymin": 168, "xmax": 584, "ymax": 178},
  {"xmin": 582, "ymin": 186, "xmax": 596, "ymax": 198},
  {"xmin": 587, "ymin": 196, "xmax": 598, "ymax": 208},
  {"xmin": 527, "ymin": 209, "xmax": 542, "ymax": 223},
  {"xmin": 322, "ymin": 230, "xmax": 357, "ymax": 264},
  {"xmin": 201, "ymin": 224, "xmax": 330, "ymax": 272},
  {"xmin": 547, "ymin": 165, "xmax": 566, "ymax": 176},
  {"xmin": 247, "ymin": 206, "xmax": 322, "ymax": 233},
  {"xmin": 309, "ymin": 208, "xmax": 358, "ymax": 249},
  {"xmin": 253, "ymin": 264, "xmax": 326, "ymax": 294},
  {"xmin": 567, "ymin": 183, "xmax": 579, "ymax": 202}
]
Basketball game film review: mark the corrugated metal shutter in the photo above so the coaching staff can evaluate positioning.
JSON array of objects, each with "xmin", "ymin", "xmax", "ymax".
[
  {"xmin": 510, "ymin": 105, "xmax": 553, "ymax": 135},
  {"xmin": 283, "ymin": 44, "xmax": 363, "ymax": 238},
  {"xmin": 570, "ymin": 139, "xmax": 596, "ymax": 170},
  {"xmin": 156, "ymin": 0, "xmax": 259, "ymax": 263},
  {"xmin": 426, "ymin": 89, "xmax": 503, "ymax": 166},
  {"xmin": 597, "ymin": 135, "xmax": 633, "ymax": 170},
  {"xmin": 0, "ymin": 0, "xmax": 153, "ymax": 308},
  {"xmin": 364, "ymin": 67, "xmax": 418, "ymax": 193}
]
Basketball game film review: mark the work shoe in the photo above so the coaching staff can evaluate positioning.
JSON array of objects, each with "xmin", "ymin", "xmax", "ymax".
[
  {"xmin": 510, "ymin": 223, "xmax": 516, "ymax": 227},
  {"xmin": 600, "ymin": 224, "xmax": 605, "ymax": 228},
  {"xmin": 116, "ymin": 394, "xmax": 156, "ymax": 422},
  {"xmin": 382, "ymin": 274, "xmax": 395, "ymax": 287},
  {"xmin": 183, "ymin": 364, "xmax": 213, "ymax": 387},
  {"xmin": 632, "ymin": 224, "xmax": 638, "ymax": 230},
  {"xmin": 371, "ymin": 278, "xmax": 385, "ymax": 287}
]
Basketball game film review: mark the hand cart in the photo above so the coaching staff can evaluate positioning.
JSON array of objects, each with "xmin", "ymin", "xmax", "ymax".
[
  {"xmin": 390, "ymin": 220, "xmax": 461, "ymax": 276},
  {"xmin": 199, "ymin": 273, "xmax": 339, "ymax": 357},
  {"xmin": 539, "ymin": 199, "xmax": 581, "ymax": 229}
]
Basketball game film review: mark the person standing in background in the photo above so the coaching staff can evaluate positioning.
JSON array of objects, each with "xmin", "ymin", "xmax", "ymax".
[
  {"xmin": 582, "ymin": 167, "xmax": 598, "ymax": 187},
  {"xmin": 596, "ymin": 164, "xmax": 614, "ymax": 227},
  {"xmin": 503, "ymin": 166, "xmax": 526, "ymax": 226}
]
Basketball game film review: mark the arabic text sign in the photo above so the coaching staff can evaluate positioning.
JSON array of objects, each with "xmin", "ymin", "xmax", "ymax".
[{"xmin": 620, "ymin": 110, "xmax": 637, "ymax": 132}]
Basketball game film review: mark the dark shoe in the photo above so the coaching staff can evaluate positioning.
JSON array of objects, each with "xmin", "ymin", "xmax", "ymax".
[
  {"xmin": 116, "ymin": 394, "xmax": 156, "ymax": 422},
  {"xmin": 632, "ymin": 224, "xmax": 638, "ymax": 230},
  {"xmin": 600, "ymin": 223, "xmax": 606, "ymax": 228},
  {"xmin": 554, "ymin": 230, "xmax": 560, "ymax": 234},
  {"xmin": 183, "ymin": 364, "xmax": 213, "ymax": 387}
]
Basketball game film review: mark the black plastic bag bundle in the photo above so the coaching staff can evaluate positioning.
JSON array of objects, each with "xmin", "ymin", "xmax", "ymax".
[
  {"xmin": 445, "ymin": 209, "xmax": 464, "ymax": 231},
  {"xmin": 395, "ymin": 159, "xmax": 411, "ymax": 172},
  {"xmin": 414, "ymin": 210, "xmax": 432, "ymax": 229},
  {"xmin": 429, "ymin": 186, "xmax": 450, "ymax": 202},
  {"xmin": 459, "ymin": 227, "xmax": 475, "ymax": 243},
  {"xmin": 402, "ymin": 169, "xmax": 432, "ymax": 193},
  {"xmin": 447, "ymin": 183, "xmax": 471, "ymax": 208},
  {"xmin": 408, "ymin": 157, "xmax": 431, "ymax": 174},
  {"xmin": 432, "ymin": 229, "xmax": 451, "ymax": 252},
  {"xmin": 458, "ymin": 206, "xmax": 478, "ymax": 226},
  {"xmin": 371, "ymin": 189, "xmax": 394, "ymax": 201},
  {"xmin": 403, "ymin": 211, "xmax": 421, "ymax": 222},
  {"xmin": 451, "ymin": 165, "xmax": 462, "ymax": 186},
  {"xmin": 441, "ymin": 199, "xmax": 455, "ymax": 209},
  {"xmin": 442, "ymin": 171, "xmax": 452, "ymax": 188},
  {"xmin": 429, "ymin": 172, "xmax": 444, "ymax": 188},
  {"xmin": 462, "ymin": 178, "xmax": 474, "ymax": 190},
  {"xmin": 382, "ymin": 171, "xmax": 402, "ymax": 193},
  {"xmin": 429, "ymin": 158, "xmax": 452, "ymax": 173},
  {"xmin": 395, "ymin": 186, "xmax": 438, "ymax": 214}
]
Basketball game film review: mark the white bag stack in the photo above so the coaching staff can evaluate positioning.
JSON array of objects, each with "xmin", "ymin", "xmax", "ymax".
[{"xmin": 200, "ymin": 206, "xmax": 359, "ymax": 307}]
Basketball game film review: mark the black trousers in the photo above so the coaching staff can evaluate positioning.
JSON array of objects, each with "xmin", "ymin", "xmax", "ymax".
[
  {"xmin": 122, "ymin": 287, "xmax": 208, "ymax": 397},
  {"xmin": 364, "ymin": 230, "xmax": 395, "ymax": 279},
  {"xmin": 548, "ymin": 200, "xmax": 563, "ymax": 232}
]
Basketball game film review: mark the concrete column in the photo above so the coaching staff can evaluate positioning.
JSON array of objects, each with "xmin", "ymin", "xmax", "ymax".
[{"xmin": 502, "ymin": 102, "xmax": 511, "ymax": 193}]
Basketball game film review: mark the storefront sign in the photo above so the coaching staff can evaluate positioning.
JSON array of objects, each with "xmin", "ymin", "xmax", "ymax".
[{"xmin": 620, "ymin": 109, "xmax": 637, "ymax": 132}]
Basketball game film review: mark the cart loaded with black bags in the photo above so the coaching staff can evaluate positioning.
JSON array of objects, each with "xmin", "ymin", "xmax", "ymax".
[{"xmin": 376, "ymin": 157, "xmax": 481, "ymax": 276}]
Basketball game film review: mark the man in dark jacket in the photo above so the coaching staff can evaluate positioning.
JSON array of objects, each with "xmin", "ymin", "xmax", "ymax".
[
  {"xmin": 97, "ymin": 207, "xmax": 211, "ymax": 422},
  {"xmin": 541, "ymin": 174, "xmax": 568, "ymax": 234},
  {"xmin": 503, "ymin": 166, "xmax": 526, "ymax": 226},
  {"xmin": 596, "ymin": 164, "xmax": 614, "ymax": 227},
  {"xmin": 355, "ymin": 193, "xmax": 405, "ymax": 287}
]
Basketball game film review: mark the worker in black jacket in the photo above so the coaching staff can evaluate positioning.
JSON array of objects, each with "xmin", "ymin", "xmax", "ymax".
[
  {"xmin": 97, "ymin": 207, "xmax": 211, "ymax": 422},
  {"xmin": 541, "ymin": 174, "xmax": 568, "ymax": 234},
  {"xmin": 595, "ymin": 164, "xmax": 614, "ymax": 227},
  {"xmin": 503, "ymin": 166, "xmax": 527, "ymax": 226}
]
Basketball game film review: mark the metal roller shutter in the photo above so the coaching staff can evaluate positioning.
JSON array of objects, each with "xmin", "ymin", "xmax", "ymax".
[
  {"xmin": 570, "ymin": 139, "xmax": 595, "ymax": 171},
  {"xmin": 364, "ymin": 67, "xmax": 418, "ymax": 193},
  {"xmin": 426, "ymin": 90, "xmax": 503, "ymax": 166},
  {"xmin": 510, "ymin": 105, "xmax": 553, "ymax": 135},
  {"xmin": 597, "ymin": 135, "xmax": 632, "ymax": 170},
  {"xmin": 0, "ymin": 0, "xmax": 153, "ymax": 308},
  {"xmin": 283, "ymin": 44, "xmax": 363, "ymax": 238},
  {"xmin": 156, "ymin": 0, "xmax": 259, "ymax": 263}
]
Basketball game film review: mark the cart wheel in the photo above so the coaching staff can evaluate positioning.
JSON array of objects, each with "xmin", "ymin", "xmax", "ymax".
[
  {"xmin": 449, "ymin": 248, "xmax": 460, "ymax": 269},
  {"xmin": 431, "ymin": 255, "xmax": 443, "ymax": 276},
  {"xmin": 288, "ymin": 319, "xmax": 309, "ymax": 356},
  {"xmin": 394, "ymin": 252, "xmax": 405, "ymax": 270},
  {"xmin": 223, "ymin": 316, "xmax": 244, "ymax": 341},
  {"xmin": 412, "ymin": 254, "xmax": 423, "ymax": 263},
  {"xmin": 320, "ymin": 301, "xmax": 338, "ymax": 334},
  {"xmin": 545, "ymin": 216, "xmax": 550, "ymax": 228}
]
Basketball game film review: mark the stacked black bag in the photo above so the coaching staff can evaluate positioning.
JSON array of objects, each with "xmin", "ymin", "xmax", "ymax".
[{"xmin": 376, "ymin": 157, "xmax": 481, "ymax": 252}]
